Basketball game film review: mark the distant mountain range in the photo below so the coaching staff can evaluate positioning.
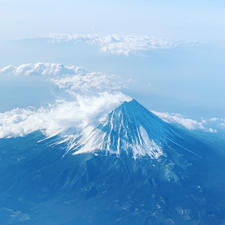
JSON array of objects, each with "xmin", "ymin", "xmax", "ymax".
[{"xmin": 0, "ymin": 100, "xmax": 224, "ymax": 225}]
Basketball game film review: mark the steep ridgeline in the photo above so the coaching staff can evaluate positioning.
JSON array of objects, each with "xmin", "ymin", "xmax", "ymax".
[{"xmin": 68, "ymin": 100, "xmax": 196, "ymax": 159}]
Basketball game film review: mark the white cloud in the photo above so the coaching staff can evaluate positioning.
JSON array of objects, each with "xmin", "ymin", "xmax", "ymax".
[
  {"xmin": 152, "ymin": 111, "xmax": 220, "ymax": 133},
  {"xmin": 0, "ymin": 63, "xmax": 85, "ymax": 76},
  {"xmin": 0, "ymin": 62, "xmax": 221, "ymax": 141},
  {"xmin": 0, "ymin": 93, "xmax": 131, "ymax": 139},
  {"xmin": 49, "ymin": 33, "xmax": 195, "ymax": 56},
  {"xmin": 52, "ymin": 72, "xmax": 128, "ymax": 95},
  {"xmin": 0, "ymin": 63, "xmax": 131, "ymax": 138},
  {"xmin": 206, "ymin": 117, "xmax": 225, "ymax": 129},
  {"xmin": 0, "ymin": 63, "xmax": 127, "ymax": 93}
]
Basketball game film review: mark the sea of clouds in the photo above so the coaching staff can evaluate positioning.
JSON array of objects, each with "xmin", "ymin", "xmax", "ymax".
[{"xmin": 0, "ymin": 62, "xmax": 223, "ymax": 140}]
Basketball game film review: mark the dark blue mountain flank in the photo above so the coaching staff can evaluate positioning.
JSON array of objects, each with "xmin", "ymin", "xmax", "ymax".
[{"xmin": 0, "ymin": 100, "xmax": 224, "ymax": 225}]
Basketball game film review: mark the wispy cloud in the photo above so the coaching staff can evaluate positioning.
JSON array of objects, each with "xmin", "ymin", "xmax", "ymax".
[
  {"xmin": 0, "ymin": 62, "xmax": 129, "ymax": 98},
  {"xmin": 0, "ymin": 93, "xmax": 130, "ymax": 138},
  {"xmin": 49, "ymin": 33, "xmax": 198, "ymax": 56},
  {"xmin": 52, "ymin": 72, "xmax": 128, "ymax": 95},
  {"xmin": 152, "ymin": 111, "xmax": 224, "ymax": 133},
  {"xmin": 0, "ymin": 63, "xmax": 85, "ymax": 76},
  {"xmin": 0, "ymin": 62, "xmax": 128, "ymax": 92}
]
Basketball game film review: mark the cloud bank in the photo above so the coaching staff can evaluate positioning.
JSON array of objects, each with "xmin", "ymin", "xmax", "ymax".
[
  {"xmin": 0, "ymin": 93, "xmax": 130, "ymax": 138},
  {"xmin": 152, "ymin": 111, "xmax": 224, "ymax": 133},
  {"xmin": 52, "ymin": 72, "xmax": 127, "ymax": 95},
  {"xmin": 0, "ymin": 63, "xmax": 85, "ymax": 76},
  {"xmin": 0, "ymin": 63, "xmax": 131, "ymax": 138},
  {"xmin": 49, "ymin": 33, "xmax": 197, "ymax": 56},
  {"xmin": 0, "ymin": 62, "xmax": 127, "ymax": 93}
]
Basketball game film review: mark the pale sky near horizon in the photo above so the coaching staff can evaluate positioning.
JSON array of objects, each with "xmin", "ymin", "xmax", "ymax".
[{"xmin": 0, "ymin": 0, "xmax": 224, "ymax": 43}]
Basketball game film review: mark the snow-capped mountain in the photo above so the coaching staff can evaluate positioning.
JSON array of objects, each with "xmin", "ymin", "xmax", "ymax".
[
  {"xmin": 0, "ymin": 100, "xmax": 224, "ymax": 225},
  {"xmin": 66, "ymin": 99, "xmax": 166, "ymax": 158},
  {"xmin": 65, "ymin": 99, "xmax": 201, "ymax": 161}
]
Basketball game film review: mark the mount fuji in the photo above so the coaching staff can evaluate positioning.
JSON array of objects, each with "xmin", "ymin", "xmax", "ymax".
[
  {"xmin": 0, "ymin": 100, "xmax": 224, "ymax": 225},
  {"xmin": 66, "ymin": 100, "xmax": 199, "ymax": 159}
]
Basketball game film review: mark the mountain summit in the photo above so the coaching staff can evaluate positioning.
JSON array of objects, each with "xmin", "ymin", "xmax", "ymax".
[{"xmin": 68, "ymin": 100, "xmax": 166, "ymax": 157}]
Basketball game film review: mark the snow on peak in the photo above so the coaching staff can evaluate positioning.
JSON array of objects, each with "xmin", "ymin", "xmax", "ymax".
[{"xmin": 68, "ymin": 99, "xmax": 170, "ymax": 159}]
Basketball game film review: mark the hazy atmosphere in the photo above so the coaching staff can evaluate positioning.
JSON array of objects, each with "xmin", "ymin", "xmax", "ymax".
[{"xmin": 0, "ymin": 1, "xmax": 224, "ymax": 225}]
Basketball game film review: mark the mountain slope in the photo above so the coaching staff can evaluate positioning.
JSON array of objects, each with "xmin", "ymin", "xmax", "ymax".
[{"xmin": 0, "ymin": 100, "xmax": 224, "ymax": 225}]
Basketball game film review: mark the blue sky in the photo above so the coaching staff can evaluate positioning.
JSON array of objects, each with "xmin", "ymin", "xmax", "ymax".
[{"xmin": 0, "ymin": 0, "xmax": 224, "ymax": 42}]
